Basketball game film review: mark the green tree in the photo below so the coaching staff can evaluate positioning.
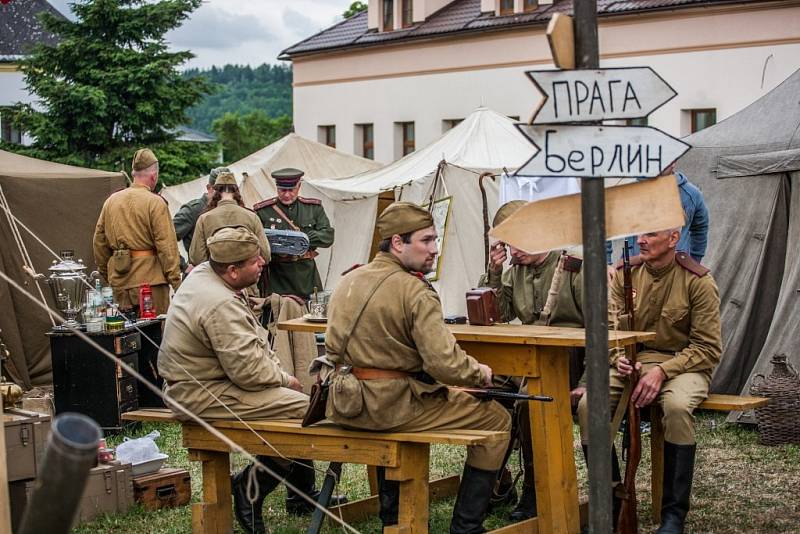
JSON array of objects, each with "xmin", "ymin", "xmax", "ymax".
[
  {"xmin": 343, "ymin": 1, "xmax": 367, "ymax": 18},
  {"xmin": 11, "ymin": 0, "xmax": 214, "ymax": 183},
  {"xmin": 211, "ymin": 111, "xmax": 292, "ymax": 163}
]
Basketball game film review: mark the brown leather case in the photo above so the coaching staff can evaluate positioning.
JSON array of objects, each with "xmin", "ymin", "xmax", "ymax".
[{"xmin": 466, "ymin": 288, "xmax": 500, "ymax": 326}]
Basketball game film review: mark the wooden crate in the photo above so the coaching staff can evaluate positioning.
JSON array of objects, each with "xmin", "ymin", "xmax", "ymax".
[
  {"xmin": 3, "ymin": 408, "xmax": 50, "ymax": 482},
  {"xmin": 133, "ymin": 468, "xmax": 191, "ymax": 510},
  {"xmin": 77, "ymin": 462, "xmax": 135, "ymax": 524}
]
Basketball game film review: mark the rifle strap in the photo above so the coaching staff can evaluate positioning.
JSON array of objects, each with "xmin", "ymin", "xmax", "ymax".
[
  {"xmin": 610, "ymin": 383, "xmax": 633, "ymax": 442},
  {"xmin": 536, "ymin": 252, "xmax": 567, "ymax": 326}
]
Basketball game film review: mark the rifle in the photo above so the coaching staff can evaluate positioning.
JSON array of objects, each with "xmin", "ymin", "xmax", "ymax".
[
  {"xmin": 451, "ymin": 387, "xmax": 553, "ymax": 404},
  {"xmin": 617, "ymin": 239, "xmax": 641, "ymax": 534}
]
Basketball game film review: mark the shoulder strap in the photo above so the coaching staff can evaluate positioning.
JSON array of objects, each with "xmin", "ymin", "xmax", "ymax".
[
  {"xmin": 336, "ymin": 270, "xmax": 404, "ymax": 359},
  {"xmin": 675, "ymin": 251, "xmax": 709, "ymax": 277},
  {"xmin": 270, "ymin": 203, "xmax": 302, "ymax": 233}
]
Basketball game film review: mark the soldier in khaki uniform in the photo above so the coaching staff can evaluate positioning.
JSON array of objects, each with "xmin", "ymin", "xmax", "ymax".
[
  {"xmin": 577, "ymin": 228, "xmax": 722, "ymax": 534},
  {"xmin": 158, "ymin": 227, "xmax": 343, "ymax": 533},
  {"xmin": 254, "ymin": 168, "xmax": 334, "ymax": 298},
  {"xmin": 188, "ymin": 171, "xmax": 270, "ymax": 268},
  {"xmin": 477, "ymin": 200, "xmax": 585, "ymax": 522},
  {"xmin": 93, "ymin": 148, "xmax": 181, "ymax": 314},
  {"xmin": 325, "ymin": 202, "xmax": 511, "ymax": 533}
]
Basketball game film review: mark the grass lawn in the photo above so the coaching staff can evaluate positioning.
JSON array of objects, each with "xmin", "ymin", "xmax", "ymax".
[{"xmin": 74, "ymin": 412, "xmax": 800, "ymax": 533}]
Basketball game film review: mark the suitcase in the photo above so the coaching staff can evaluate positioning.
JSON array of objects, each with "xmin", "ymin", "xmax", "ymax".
[
  {"xmin": 3, "ymin": 408, "xmax": 51, "ymax": 482},
  {"xmin": 466, "ymin": 288, "xmax": 500, "ymax": 326},
  {"xmin": 76, "ymin": 462, "xmax": 135, "ymax": 523},
  {"xmin": 133, "ymin": 467, "xmax": 191, "ymax": 511}
]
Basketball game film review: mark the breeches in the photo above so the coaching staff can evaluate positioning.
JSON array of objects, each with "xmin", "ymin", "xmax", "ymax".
[
  {"xmin": 383, "ymin": 391, "xmax": 511, "ymax": 471},
  {"xmin": 577, "ymin": 363, "xmax": 710, "ymax": 445},
  {"xmin": 198, "ymin": 385, "xmax": 309, "ymax": 420},
  {"xmin": 116, "ymin": 284, "xmax": 171, "ymax": 315}
]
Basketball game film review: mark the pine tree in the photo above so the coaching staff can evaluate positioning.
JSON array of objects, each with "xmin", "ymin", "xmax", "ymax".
[{"xmin": 15, "ymin": 0, "xmax": 210, "ymax": 161}]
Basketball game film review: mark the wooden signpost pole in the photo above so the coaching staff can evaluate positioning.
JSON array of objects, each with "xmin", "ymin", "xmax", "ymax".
[{"xmin": 573, "ymin": 3, "xmax": 614, "ymax": 534}]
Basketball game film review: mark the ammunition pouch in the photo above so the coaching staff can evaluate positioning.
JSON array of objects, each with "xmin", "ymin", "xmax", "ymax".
[
  {"xmin": 110, "ymin": 249, "xmax": 131, "ymax": 275},
  {"xmin": 330, "ymin": 368, "xmax": 364, "ymax": 418}
]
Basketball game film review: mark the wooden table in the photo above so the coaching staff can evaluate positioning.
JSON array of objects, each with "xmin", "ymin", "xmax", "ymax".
[{"xmin": 279, "ymin": 319, "xmax": 655, "ymax": 534}]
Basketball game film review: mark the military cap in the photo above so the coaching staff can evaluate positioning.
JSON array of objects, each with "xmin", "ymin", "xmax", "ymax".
[
  {"xmin": 208, "ymin": 166, "xmax": 230, "ymax": 185},
  {"xmin": 272, "ymin": 167, "xmax": 304, "ymax": 189},
  {"xmin": 132, "ymin": 148, "xmax": 158, "ymax": 171},
  {"xmin": 377, "ymin": 202, "xmax": 434, "ymax": 239},
  {"xmin": 207, "ymin": 226, "xmax": 260, "ymax": 264},
  {"xmin": 214, "ymin": 171, "xmax": 237, "ymax": 186},
  {"xmin": 492, "ymin": 200, "xmax": 526, "ymax": 228}
]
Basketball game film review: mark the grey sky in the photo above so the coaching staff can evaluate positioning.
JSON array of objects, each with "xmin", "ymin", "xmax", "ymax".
[{"xmin": 47, "ymin": 0, "xmax": 349, "ymax": 69}]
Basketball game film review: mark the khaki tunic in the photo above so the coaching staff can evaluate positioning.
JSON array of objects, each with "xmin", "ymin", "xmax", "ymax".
[
  {"xmin": 325, "ymin": 253, "xmax": 511, "ymax": 471},
  {"xmin": 158, "ymin": 262, "xmax": 307, "ymax": 420},
  {"xmin": 188, "ymin": 199, "xmax": 270, "ymax": 266},
  {"xmin": 578, "ymin": 255, "xmax": 722, "ymax": 444},
  {"xmin": 93, "ymin": 183, "xmax": 181, "ymax": 313}
]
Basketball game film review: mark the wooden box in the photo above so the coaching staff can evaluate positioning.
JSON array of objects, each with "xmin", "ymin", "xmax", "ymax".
[
  {"xmin": 76, "ymin": 462, "xmax": 135, "ymax": 523},
  {"xmin": 133, "ymin": 467, "xmax": 191, "ymax": 510},
  {"xmin": 3, "ymin": 407, "xmax": 51, "ymax": 482}
]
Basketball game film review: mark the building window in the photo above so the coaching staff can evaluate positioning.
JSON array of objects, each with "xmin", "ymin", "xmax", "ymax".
[
  {"xmin": 402, "ymin": 0, "xmax": 413, "ymax": 28},
  {"xmin": 499, "ymin": 0, "xmax": 514, "ymax": 15},
  {"xmin": 627, "ymin": 117, "xmax": 648, "ymax": 127},
  {"xmin": 690, "ymin": 109, "xmax": 716, "ymax": 133},
  {"xmin": 0, "ymin": 109, "xmax": 22, "ymax": 144},
  {"xmin": 318, "ymin": 125, "xmax": 336, "ymax": 148},
  {"xmin": 383, "ymin": 0, "xmax": 394, "ymax": 30},
  {"xmin": 523, "ymin": 0, "xmax": 538, "ymax": 13},
  {"xmin": 356, "ymin": 123, "xmax": 375, "ymax": 160},
  {"xmin": 395, "ymin": 121, "xmax": 415, "ymax": 158},
  {"xmin": 442, "ymin": 118, "xmax": 463, "ymax": 132}
]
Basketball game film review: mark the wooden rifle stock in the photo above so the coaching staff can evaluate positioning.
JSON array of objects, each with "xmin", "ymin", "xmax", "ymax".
[{"xmin": 617, "ymin": 241, "xmax": 641, "ymax": 533}]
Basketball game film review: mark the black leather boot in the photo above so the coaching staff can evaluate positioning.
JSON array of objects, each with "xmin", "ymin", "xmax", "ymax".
[
  {"xmin": 580, "ymin": 445, "xmax": 622, "ymax": 533},
  {"xmin": 656, "ymin": 442, "xmax": 696, "ymax": 534},
  {"xmin": 285, "ymin": 459, "xmax": 348, "ymax": 515},
  {"xmin": 450, "ymin": 464, "xmax": 498, "ymax": 534},
  {"xmin": 376, "ymin": 466, "xmax": 400, "ymax": 527},
  {"xmin": 232, "ymin": 456, "xmax": 288, "ymax": 534},
  {"xmin": 510, "ymin": 408, "xmax": 536, "ymax": 521}
]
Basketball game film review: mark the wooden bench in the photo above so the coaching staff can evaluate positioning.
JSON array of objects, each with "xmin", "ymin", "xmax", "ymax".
[
  {"xmin": 122, "ymin": 408, "xmax": 507, "ymax": 534},
  {"xmin": 649, "ymin": 393, "xmax": 769, "ymax": 521}
]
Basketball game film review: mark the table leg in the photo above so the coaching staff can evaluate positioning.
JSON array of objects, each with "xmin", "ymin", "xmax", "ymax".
[
  {"xmin": 527, "ymin": 347, "xmax": 580, "ymax": 534},
  {"xmin": 650, "ymin": 404, "xmax": 665, "ymax": 523},
  {"xmin": 385, "ymin": 442, "xmax": 430, "ymax": 533},
  {"xmin": 188, "ymin": 449, "xmax": 232, "ymax": 534}
]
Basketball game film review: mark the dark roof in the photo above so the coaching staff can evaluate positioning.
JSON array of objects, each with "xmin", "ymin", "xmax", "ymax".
[
  {"xmin": 0, "ymin": 0, "xmax": 65, "ymax": 60},
  {"xmin": 279, "ymin": 0, "xmax": 758, "ymax": 59}
]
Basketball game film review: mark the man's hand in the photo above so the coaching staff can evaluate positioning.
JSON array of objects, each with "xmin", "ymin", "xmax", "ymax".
[
  {"xmin": 607, "ymin": 265, "xmax": 616, "ymax": 284},
  {"xmin": 185, "ymin": 263, "xmax": 195, "ymax": 275},
  {"xmin": 489, "ymin": 242, "xmax": 507, "ymax": 273},
  {"xmin": 287, "ymin": 376, "xmax": 303, "ymax": 392},
  {"xmin": 478, "ymin": 364, "xmax": 494, "ymax": 387},
  {"xmin": 619, "ymin": 357, "xmax": 667, "ymax": 408},
  {"xmin": 570, "ymin": 386, "xmax": 586, "ymax": 407},
  {"xmin": 248, "ymin": 296, "xmax": 267, "ymax": 311}
]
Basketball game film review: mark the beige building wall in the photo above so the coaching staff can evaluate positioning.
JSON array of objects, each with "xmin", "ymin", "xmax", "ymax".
[{"xmin": 292, "ymin": 2, "xmax": 800, "ymax": 164}]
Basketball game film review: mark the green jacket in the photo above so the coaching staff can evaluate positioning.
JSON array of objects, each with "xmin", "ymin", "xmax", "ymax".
[
  {"xmin": 173, "ymin": 193, "xmax": 207, "ymax": 254},
  {"xmin": 478, "ymin": 250, "xmax": 583, "ymax": 328},
  {"xmin": 254, "ymin": 196, "xmax": 334, "ymax": 298}
]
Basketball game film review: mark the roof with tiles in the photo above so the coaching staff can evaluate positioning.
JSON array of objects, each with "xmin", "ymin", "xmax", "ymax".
[
  {"xmin": 279, "ymin": 0, "xmax": 763, "ymax": 59},
  {"xmin": 0, "ymin": 0, "xmax": 65, "ymax": 61}
]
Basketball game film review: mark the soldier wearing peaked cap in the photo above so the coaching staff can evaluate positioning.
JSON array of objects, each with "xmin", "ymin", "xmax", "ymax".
[
  {"xmin": 253, "ymin": 167, "xmax": 334, "ymax": 299},
  {"xmin": 325, "ymin": 201, "xmax": 511, "ymax": 533},
  {"xmin": 158, "ymin": 226, "xmax": 345, "ymax": 533},
  {"xmin": 93, "ymin": 148, "xmax": 181, "ymax": 314},
  {"xmin": 173, "ymin": 166, "xmax": 228, "ymax": 273},
  {"xmin": 476, "ymin": 199, "xmax": 586, "ymax": 521}
]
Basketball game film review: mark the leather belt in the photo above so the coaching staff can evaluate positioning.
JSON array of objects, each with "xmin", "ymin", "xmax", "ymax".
[
  {"xmin": 336, "ymin": 365, "xmax": 412, "ymax": 380},
  {"xmin": 131, "ymin": 249, "xmax": 156, "ymax": 258},
  {"xmin": 272, "ymin": 250, "xmax": 319, "ymax": 263}
]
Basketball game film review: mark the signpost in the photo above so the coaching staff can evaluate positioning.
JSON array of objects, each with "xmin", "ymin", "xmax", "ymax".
[
  {"xmin": 516, "ymin": 124, "xmax": 690, "ymax": 178},
  {"xmin": 527, "ymin": 67, "xmax": 677, "ymax": 124}
]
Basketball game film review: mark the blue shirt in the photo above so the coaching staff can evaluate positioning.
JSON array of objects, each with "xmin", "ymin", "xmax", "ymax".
[{"xmin": 606, "ymin": 172, "xmax": 709, "ymax": 263}]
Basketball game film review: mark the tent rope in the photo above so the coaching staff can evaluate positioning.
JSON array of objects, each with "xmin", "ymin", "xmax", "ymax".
[
  {"xmin": 0, "ymin": 267, "xmax": 361, "ymax": 534},
  {"xmin": 0, "ymin": 185, "xmax": 56, "ymax": 327}
]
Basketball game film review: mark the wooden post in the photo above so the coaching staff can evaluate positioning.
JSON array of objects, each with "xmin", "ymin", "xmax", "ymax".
[
  {"xmin": 188, "ymin": 449, "xmax": 232, "ymax": 534},
  {"xmin": 385, "ymin": 442, "xmax": 430, "ymax": 533},
  {"xmin": 0, "ymin": 398, "xmax": 11, "ymax": 534}
]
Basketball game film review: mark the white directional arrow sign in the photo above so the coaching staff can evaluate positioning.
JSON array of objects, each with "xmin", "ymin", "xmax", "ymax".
[
  {"xmin": 527, "ymin": 67, "xmax": 677, "ymax": 124},
  {"xmin": 515, "ymin": 124, "xmax": 690, "ymax": 178}
]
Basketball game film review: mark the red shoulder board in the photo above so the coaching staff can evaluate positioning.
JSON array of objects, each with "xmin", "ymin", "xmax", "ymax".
[
  {"xmin": 675, "ymin": 252, "xmax": 710, "ymax": 277},
  {"xmin": 341, "ymin": 264, "xmax": 363, "ymax": 276},
  {"xmin": 410, "ymin": 271, "xmax": 436, "ymax": 291},
  {"xmin": 298, "ymin": 196, "xmax": 321, "ymax": 205},
  {"xmin": 615, "ymin": 255, "xmax": 644, "ymax": 270},
  {"xmin": 253, "ymin": 197, "xmax": 278, "ymax": 210}
]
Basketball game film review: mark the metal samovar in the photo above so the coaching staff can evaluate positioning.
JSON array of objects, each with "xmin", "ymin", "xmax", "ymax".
[{"xmin": 43, "ymin": 250, "xmax": 97, "ymax": 328}]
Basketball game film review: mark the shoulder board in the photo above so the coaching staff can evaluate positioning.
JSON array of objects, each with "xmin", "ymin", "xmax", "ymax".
[
  {"xmin": 563, "ymin": 254, "xmax": 582, "ymax": 273},
  {"xmin": 675, "ymin": 252, "xmax": 710, "ymax": 277},
  {"xmin": 615, "ymin": 255, "xmax": 644, "ymax": 270},
  {"xmin": 298, "ymin": 197, "xmax": 321, "ymax": 205},
  {"xmin": 410, "ymin": 270, "xmax": 436, "ymax": 292},
  {"xmin": 253, "ymin": 197, "xmax": 278, "ymax": 210}
]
